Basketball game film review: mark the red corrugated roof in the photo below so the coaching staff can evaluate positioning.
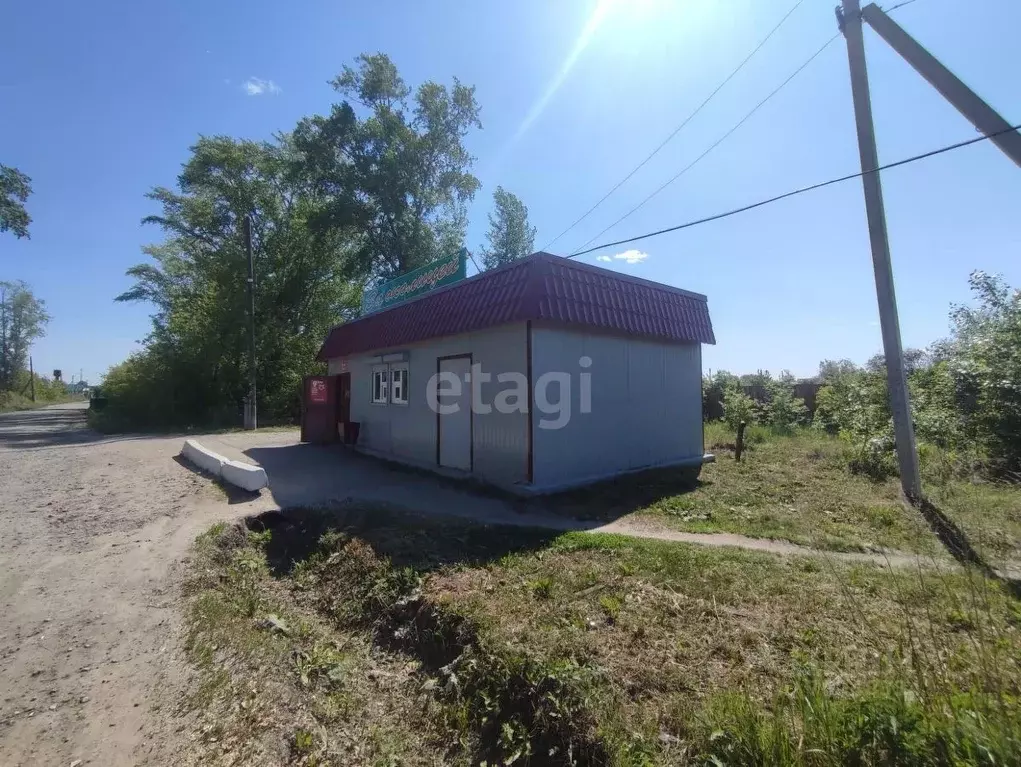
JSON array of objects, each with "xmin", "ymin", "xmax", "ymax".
[{"xmin": 317, "ymin": 252, "xmax": 715, "ymax": 360}]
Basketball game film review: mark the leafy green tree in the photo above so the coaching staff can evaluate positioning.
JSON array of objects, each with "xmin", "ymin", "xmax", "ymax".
[
  {"xmin": 722, "ymin": 383, "xmax": 756, "ymax": 431},
  {"xmin": 941, "ymin": 271, "xmax": 1021, "ymax": 473},
  {"xmin": 0, "ymin": 165, "xmax": 32, "ymax": 239},
  {"xmin": 703, "ymin": 370, "xmax": 740, "ymax": 421},
  {"xmin": 815, "ymin": 369, "xmax": 890, "ymax": 441},
  {"xmin": 865, "ymin": 347, "xmax": 929, "ymax": 375},
  {"xmin": 709, "ymin": 370, "xmax": 740, "ymax": 390},
  {"xmin": 817, "ymin": 359, "xmax": 860, "ymax": 383},
  {"xmin": 114, "ymin": 135, "xmax": 363, "ymax": 427},
  {"xmin": 295, "ymin": 53, "xmax": 482, "ymax": 279},
  {"xmin": 909, "ymin": 360, "xmax": 961, "ymax": 450},
  {"xmin": 480, "ymin": 186, "xmax": 536, "ymax": 270},
  {"xmin": 0, "ymin": 281, "xmax": 50, "ymax": 391},
  {"xmin": 739, "ymin": 370, "xmax": 772, "ymax": 387},
  {"xmin": 106, "ymin": 52, "xmax": 490, "ymax": 431},
  {"xmin": 816, "ymin": 369, "xmax": 896, "ymax": 479},
  {"xmin": 762, "ymin": 378, "xmax": 808, "ymax": 430}
]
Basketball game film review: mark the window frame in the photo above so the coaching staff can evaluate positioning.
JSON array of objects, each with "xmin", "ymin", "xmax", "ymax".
[
  {"xmin": 371, "ymin": 365, "xmax": 389, "ymax": 405},
  {"xmin": 390, "ymin": 365, "xmax": 409, "ymax": 405}
]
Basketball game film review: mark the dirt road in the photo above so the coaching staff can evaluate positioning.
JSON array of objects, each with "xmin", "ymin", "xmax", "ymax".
[{"xmin": 0, "ymin": 403, "xmax": 236, "ymax": 766}]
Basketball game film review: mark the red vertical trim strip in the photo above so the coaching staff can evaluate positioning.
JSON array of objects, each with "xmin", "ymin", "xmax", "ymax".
[
  {"xmin": 699, "ymin": 344, "xmax": 705, "ymax": 454},
  {"xmin": 526, "ymin": 320, "xmax": 534, "ymax": 484}
]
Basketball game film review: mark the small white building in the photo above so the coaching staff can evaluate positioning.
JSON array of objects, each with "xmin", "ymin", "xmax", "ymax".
[{"xmin": 316, "ymin": 252, "xmax": 715, "ymax": 494}]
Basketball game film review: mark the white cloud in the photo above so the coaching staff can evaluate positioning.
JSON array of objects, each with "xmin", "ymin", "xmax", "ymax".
[
  {"xmin": 596, "ymin": 255, "xmax": 612, "ymax": 262},
  {"xmin": 613, "ymin": 249, "xmax": 648, "ymax": 265},
  {"xmin": 242, "ymin": 77, "xmax": 281, "ymax": 96}
]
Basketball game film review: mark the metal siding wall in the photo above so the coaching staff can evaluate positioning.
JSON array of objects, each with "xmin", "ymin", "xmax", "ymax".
[
  {"xmin": 531, "ymin": 325, "xmax": 703, "ymax": 489},
  {"xmin": 348, "ymin": 356, "xmax": 393, "ymax": 455},
  {"xmin": 470, "ymin": 323, "xmax": 530, "ymax": 485},
  {"xmin": 328, "ymin": 322, "xmax": 528, "ymax": 487}
]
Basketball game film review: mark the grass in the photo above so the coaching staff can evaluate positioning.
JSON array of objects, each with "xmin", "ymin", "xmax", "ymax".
[
  {"xmin": 0, "ymin": 391, "xmax": 80, "ymax": 413},
  {"xmin": 184, "ymin": 505, "xmax": 1021, "ymax": 766},
  {"xmin": 183, "ymin": 521, "xmax": 450, "ymax": 766},
  {"xmin": 546, "ymin": 423, "xmax": 1021, "ymax": 566},
  {"xmin": 927, "ymin": 477, "xmax": 1021, "ymax": 566},
  {"xmin": 548, "ymin": 424, "xmax": 931, "ymax": 555}
]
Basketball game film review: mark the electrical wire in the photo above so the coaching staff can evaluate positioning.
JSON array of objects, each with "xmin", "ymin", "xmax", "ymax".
[
  {"xmin": 884, "ymin": 0, "xmax": 923, "ymax": 12},
  {"xmin": 570, "ymin": 32, "xmax": 841, "ymax": 255},
  {"xmin": 539, "ymin": 0, "xmax": 808, "ymax": 252},
  {"xmin": 567, "ymin": 122, "xmax": 1021, "ymax": 259}
]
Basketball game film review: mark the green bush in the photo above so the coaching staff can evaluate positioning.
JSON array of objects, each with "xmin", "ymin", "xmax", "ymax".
[
  {"xmin": 846, "ymin": 438, "xmax": 898, "ymax": 482},
  {"xmin": 810, "ymin": 272, "xmax": 1021, "ymax": 480},
  {"xmin": 94, "ymin": 344, "xmax": 306, "ymax": 432},
  {"xmin": 0, "ymin": 370, "xmax": 74, "ymax": 412},
  {"xmin": 722, "ymin": 384, "xmax": 756, "ymax": 431},
  {"xmin": 761, "ymin": 378, "xmax": 808, "ymax": 431},
  {"xmin": 815, "ymin": 370, "xmax": 891, "ymax": 445},
  {"xmin": 939, "ymin": 271, "xmax": 1021, "ymax": 475}
]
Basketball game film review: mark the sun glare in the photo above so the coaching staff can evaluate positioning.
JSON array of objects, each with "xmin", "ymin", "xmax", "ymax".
[{"xmin": 514, "ymin": 0, "xmax": 618, "ymax": 139}]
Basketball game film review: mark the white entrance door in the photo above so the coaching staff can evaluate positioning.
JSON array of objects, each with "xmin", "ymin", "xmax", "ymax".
[{"xmin": 438, "ymin": 356, "xmax": 472, "ymax": 471}]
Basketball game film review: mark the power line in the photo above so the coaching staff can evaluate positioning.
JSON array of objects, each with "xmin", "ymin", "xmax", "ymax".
[
  {"xmin": 571, "ymin": 32, "xmax": 841, "ymax": 255},
  {"xmin": 567, "ymin": 122, "xmax": 1020, "ymax": 259},
  {"xmin": 884, "ymin": 0, "xmax": 923, "ymax": 12},
  {"xmin": 540, "ymin": 0, "xmax": 808, "ymax": 252}
]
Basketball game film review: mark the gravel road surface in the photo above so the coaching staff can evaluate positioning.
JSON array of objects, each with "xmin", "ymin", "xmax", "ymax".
[{"xmin": 0, "ymin": 403, "xmax": 235, "ymax": 766}]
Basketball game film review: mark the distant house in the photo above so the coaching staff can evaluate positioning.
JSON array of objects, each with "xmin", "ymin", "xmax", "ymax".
[{"xmin": 311, "ymin": 252, "xmax": 716, "ymax": 494}]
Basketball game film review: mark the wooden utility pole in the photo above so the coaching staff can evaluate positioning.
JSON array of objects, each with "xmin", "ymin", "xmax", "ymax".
[
  {"xmin": 243, "ymin": 216, "xmax": 258, "ymax": 430},
  {"xmin": 836, "ymin": 0, "xmax": 1021, "ymax": 500},
  {"xmin": 29, "ymin": 356, "xmax": 35, "ymax": 402},
  {"xmin": 838, "ymin": 0, "xmax": 921, "ymax": 499},
  {"xmin": 860, "ymin": 3, "xmax": 1021, "ymax": 169}
]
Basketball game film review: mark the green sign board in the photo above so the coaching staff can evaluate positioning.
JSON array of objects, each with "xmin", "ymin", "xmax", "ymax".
[{"xmin": 361, "ymin": 249, "xmax": 467, "ymax": 314}]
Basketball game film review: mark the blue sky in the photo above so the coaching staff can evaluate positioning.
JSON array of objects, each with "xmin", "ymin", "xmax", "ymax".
[{"xmin": 2, "ymin": 0, "xmax": 1019, "ymax": 384}]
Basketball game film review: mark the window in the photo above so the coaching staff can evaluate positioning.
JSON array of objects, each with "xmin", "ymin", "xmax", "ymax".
[
  {"xmin": 371, "ymin": 367, "xmax": 388, "ymax": 404},
  {"xmin": 390, "ymin": 367, "xmax": 408, "ymax": 405},
  {"xmin": 370, "ymin": 359, "xmax": 409, "ymax": 406}
]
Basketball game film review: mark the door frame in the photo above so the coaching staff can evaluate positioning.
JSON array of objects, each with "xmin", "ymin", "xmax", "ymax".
[
  {"xmin": 435, "ymin": 353, "xmax": 473, "ymax": 471},
  {"xmin": 335, "ymin": 372, "xmax": 351, "ymax": 424}
]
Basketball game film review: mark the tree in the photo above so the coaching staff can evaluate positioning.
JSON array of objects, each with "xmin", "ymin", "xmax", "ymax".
[
  {"xmin": 114, "ymin": 134, "xmax": 363, "ymax": 427},
  {"xmin": 722, "ymin": 383, "xmax": 756, "ymax": 431},
  {"xmin": 106, "ymin": 52, "xmax": 488, "ymax": 430},
  {"xmin": 817, "ymin": 359, "xmax": 860, "ymax": 383},
  {"xmin": 762, "ymin": 378, "xmax": 808, "ymax": 430},
  {"xmin": 865, "ymin": 348, "xmax": 929, "ymax": 375},
  {"xmin": 0, "ymin": 165, "xmax": 32, "ymax": 239},
  {"xmin": 294, "ymin": 53, "xmax": 482, "ymax": 280},
  {"xmin": 815, "ymin": 370, "xmax": 891, "ymax": 443},
  {"xmin": 739, "ymin": 370, "xmax": 772, "ymax": 387},
  {"xmin": 0, "ymin": 281, "xmax": 50, "ymax": 391},
  {"xmin": 941, "ymin": 270, "xmax": 1021, "ymax": 473},
  {"xmin": 480, "ymin": 186, "xmax": 536, "ymax": 270}
]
